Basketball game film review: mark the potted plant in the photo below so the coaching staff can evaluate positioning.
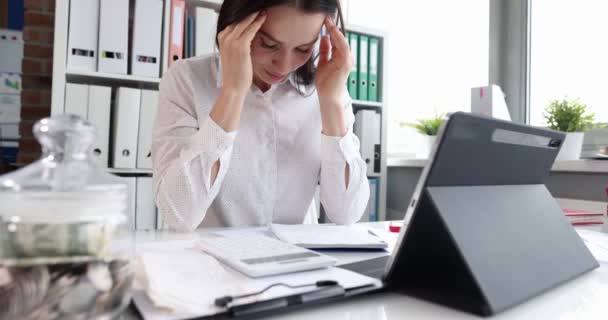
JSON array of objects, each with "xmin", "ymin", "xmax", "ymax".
[
  {"xmin": 544, "ymin": 98, "xmax": 595, "ymax": 161},
  {"xmin": 400, "ymin": 114, "xmax": 444, "ymax": 158}
]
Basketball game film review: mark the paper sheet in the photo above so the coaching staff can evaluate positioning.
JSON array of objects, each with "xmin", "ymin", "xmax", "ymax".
[
  {"xmin": 577, "ymin": 229, "xmax": 608, "ymax": 263},
  {"xmin": 133, "ymin": 240, "xmax": 381, "ymax": 320},
  {"xmin": 270, "ymin": 224, "xmax": 388, "ymax": 249}
]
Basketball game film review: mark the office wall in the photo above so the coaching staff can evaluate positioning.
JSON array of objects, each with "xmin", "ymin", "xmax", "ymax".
[
  {"xmin": 386, "ymin": 166, "xmax": 608, "ymax": 219},
  {"xmin": 17, "ymin": 0, "xmax": 54, "ymax": 165}
]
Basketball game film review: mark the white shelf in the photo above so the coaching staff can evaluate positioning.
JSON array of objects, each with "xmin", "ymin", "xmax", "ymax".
[
  {"xmin": 66, "ymin": 70, "xmax": 161, "ymax": 85},
  {"xmin": 107, "ymin": 168, "xmax": 153, "ymax": 175},
  {"xmin": 352, "ymin": 100, "xmax": 382, "ymax": 108}
]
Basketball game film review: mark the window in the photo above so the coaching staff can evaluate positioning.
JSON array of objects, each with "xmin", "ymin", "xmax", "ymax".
[
  {"xmin": 530, "ymin": 0, "xmax": 608, "ymax": 126},
  {"xmin": 346, "ymin": 0, "xmax": 489, "ymax": 157}
]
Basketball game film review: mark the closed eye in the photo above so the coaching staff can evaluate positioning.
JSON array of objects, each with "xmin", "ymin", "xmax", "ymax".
[
  {"xmin": 296, "ymin": 47, "xmax": 312, "ymax": 54},
  {"xmin": 260, "ymin": 39, "xmax": 279, "ymax": 50}
]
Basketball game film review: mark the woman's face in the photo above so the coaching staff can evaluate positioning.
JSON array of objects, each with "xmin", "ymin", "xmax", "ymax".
[{"xmin": 250, "ymin": 5, "xmax": 326, "ymax": 90}]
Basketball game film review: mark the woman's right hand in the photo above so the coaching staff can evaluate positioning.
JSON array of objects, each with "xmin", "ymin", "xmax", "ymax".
[{"xmin": 217, "ymin": 11, "xmax": 267, "ymax": 95}]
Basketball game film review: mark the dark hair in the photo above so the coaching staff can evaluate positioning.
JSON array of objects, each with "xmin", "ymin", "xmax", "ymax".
[{"xmin": 216, "ymin": 0, "xmax": 346, "ymax": 87}]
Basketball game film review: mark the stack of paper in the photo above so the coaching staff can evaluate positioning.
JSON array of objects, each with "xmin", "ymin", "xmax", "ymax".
[
  {"xmin": 270, "ymin": 224, "xmax": 388, "ymax": 249},
  {"xmin": 133, "ymin": 240, "xmax": 381, "ymax": 320}
]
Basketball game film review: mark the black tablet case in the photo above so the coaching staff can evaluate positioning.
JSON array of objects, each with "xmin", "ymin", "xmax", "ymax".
[{"xmin": 384, "ymin": 112, "xmax": 598, "ymax": 316}]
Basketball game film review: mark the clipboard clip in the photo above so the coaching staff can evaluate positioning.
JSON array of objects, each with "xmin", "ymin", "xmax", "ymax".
[{"xmin": 214, "ymin": 280, "xmax": 339, "ymax": 308}]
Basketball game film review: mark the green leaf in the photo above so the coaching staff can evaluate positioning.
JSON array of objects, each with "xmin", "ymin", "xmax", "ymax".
[
  {"xmin": 543, "ymin": 98, "xmax": 595, "ymax": 132},
  {"xmin": 400, "ymin": 113, "xmax": 445, "ymax": 136}
]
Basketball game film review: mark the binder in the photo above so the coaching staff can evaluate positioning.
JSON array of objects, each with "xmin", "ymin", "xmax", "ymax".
[
  {"xmin": 112, "ymin": 87, "xmax": 141, "ymax": 169},
  {"xmin": 185, "ymin": 6, "xmax": 195, "ymax": 58},
  {"xmin": 357, "ymin": 35, "xmax": 369, "ymax": 101},
  {"xmin": 0, "ymin": 29, "xmax": 23, "ymax": 73},
  {"xmin": 123, "ymin": 176, "xmax": 136, "ymax": 230},
  {"xmin": 194, "ymin": 6, "xmax": 219, "ymax": 56},
  {"xmin": 64, "ymin": 83, "xmax": 88, "ymax": 118},
  {"xmin": 98, "ymin": 0, "xmax": 129, "ymax": 74},
  {"xmin": 136, "ymin": 89, "xmax": 159, "ymax": 169},
  {"xmin": 156, "ymin": 208, "xmax": 165, "ymax": 230},
  {"xmin": 347, "ymin": 32, "xmax": 358, "ymax": 99},
  {"xmin": 136, "ymin": 177, "xmax": 157, "ymax": 230},
  {"xmin": 358, "ymin": 178, "xmax": 378, "ymax": 222},
  {"xmin": 353, "ymin": 109, "xmax": 381, "ymax": 174},
  {"xmin": 131, "ymin": 0, "xmax": 163, "ymax": 77},
  {"xmin": 368, "ymin": 37, "xmax": 380, "ymax": 102},
  {"xmin": 367, "ymin": 178, "xmax": 379, "ymax": 222},
  {"xmin": 168, "ymin": 0, "xmax": 186, "ymax": 66},
  {"xmin": 87, "ymin": 85, "xmax": 111, "ymax": 167},
  {"xmin": 66, "ymin": 0, "xmax": 98, "ymax": 72},
  {"xmin": 0, "ymin": 91, "xmax": 20, "ymax": 123}
]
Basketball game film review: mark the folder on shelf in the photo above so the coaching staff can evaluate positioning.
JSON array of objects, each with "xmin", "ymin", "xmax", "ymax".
[
  {"xmin": 132, "ymin": 0, "xmax": 163, "ymax": 78},
  {"xmin": 64, "ymin": 83, "xmax": 88, "ymax": 118},
  {"xmin": 0, "ymin": 29, "xmax": 23, "ymax": 74},
  {"xmin": 357, "ymin": 35, "xmax": 369, "ymax": 101},
  {"xmin": 353, "ymin": 109, "xmax": 381, "ymax": 174},
  {"xmin": 112, "ymin": 87, "xmax": 141, "ymax": 169},
  {"xmin": 367, "ymin": 177, "xmax": 379, "ymax": 222},
  {"xmin": 156, "ymin": 208, "xmax": 166, "ymax": 230},
  {"xmin": 347, "ymin": 32, "xmax": 358, "ymax": 100},
  {"xmin": 368, "ymin": 37, "xmax": 380, "ymax": 102},
  {"xmin": 137, "ymin": 89, "xmax": 159, "ymax": 169},
  {"xmin": 185, "ymin": 5, "xmax": 195, "ymax": 58},
  {"xmin": 195, "ymin": 6, "xmax": 219, "ymax": 57},
  {"xmin": 98, "ymin": 0, "xmax": 129, "ymax": 74},
  {"xmin": 123, "ymin": 176, "xmax": 136, "ymax": 230},
  {"xmin": 136, "ymin": 177, "xmax": 157, "ymax": 230},
  {"xmin": 66, "ymin": 0, "xmax": 98, "ymax": 72},
  {"xmin": 168, "ymin": 0, "xmax": 186, "ymax": 66},
  {"xmin": 87, "ymin": 85, "xmax": 112, "ymax": 168}
]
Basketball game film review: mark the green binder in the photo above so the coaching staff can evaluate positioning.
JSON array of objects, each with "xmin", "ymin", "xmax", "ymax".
[
  {"xmin": 347, "ymin": 32, "xmax": 359, "ymax": 99},
  {"xmin": 369, "ymin": 37, "xmax": 380, "ymax": 102},
  {"xmin": 358, "ymin": 35, "xmax": 369, "ymax": 101}
]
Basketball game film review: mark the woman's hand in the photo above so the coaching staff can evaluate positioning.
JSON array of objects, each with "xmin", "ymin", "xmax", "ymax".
[
  {"xmin": 211, "ymin": 11, "xmax": 266, "ymax": 133},
  {"xmin": 315, "ymin": 17, "xmax": 352, "ymax": 136},
  {"xmin": 217, "ymin": 11, "xmax": 267, "ymax": 96}
]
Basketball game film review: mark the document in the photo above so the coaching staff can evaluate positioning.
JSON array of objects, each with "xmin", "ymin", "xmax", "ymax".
[
  {"xmin": 270, "ymin": 224, "xmax": 388, "ymax": 249},
  {"xmin": 577, "ymin": 229, "xmax": 608, "ymax": 263},
  {"xmin": 133, "ymin": 240, "xmax": 380, "ymax": 320}
]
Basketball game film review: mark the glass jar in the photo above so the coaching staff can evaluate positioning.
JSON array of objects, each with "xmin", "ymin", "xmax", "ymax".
[{"xmin": 0, "ymin": 115, "xmax": 134, "ymax": 319}]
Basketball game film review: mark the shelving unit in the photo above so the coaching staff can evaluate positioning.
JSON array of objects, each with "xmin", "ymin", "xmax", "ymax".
[
  {"xmin": 65, "ymin": 70, "xmax": 161, "ymax": 85},
  {"xmin": 50, "ymin": 1, "xmax": 389, "ymax": 222},
  {"xmin": 346, "ymin": 24, "xmax": 388, "ymax": 222}
]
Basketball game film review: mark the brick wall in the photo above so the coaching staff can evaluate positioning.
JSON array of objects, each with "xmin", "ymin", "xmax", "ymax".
[{"xmin": 18, "ymin": 0, "xmax": 55, "ymax": 165}]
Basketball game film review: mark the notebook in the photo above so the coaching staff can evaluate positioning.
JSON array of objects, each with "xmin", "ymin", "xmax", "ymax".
[{"xmin": 269, "ymin": 224, "xmax": 388, "ymax": 249}]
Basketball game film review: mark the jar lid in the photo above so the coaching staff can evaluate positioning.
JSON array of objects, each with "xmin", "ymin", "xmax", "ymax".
[{"xmin": 0, "ymin": 115, "xmax": 127, "ymax": 222}]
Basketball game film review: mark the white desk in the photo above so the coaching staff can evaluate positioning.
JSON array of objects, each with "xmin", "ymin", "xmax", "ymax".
[{"xmin": 125, "ymin": 221, "xmax": 608, "ymax": 320}]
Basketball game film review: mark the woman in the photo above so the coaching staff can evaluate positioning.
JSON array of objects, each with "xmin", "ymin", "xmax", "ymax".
[{"xmin": 152, "ymin": 0, "xmax": 370, "ymax": 231}]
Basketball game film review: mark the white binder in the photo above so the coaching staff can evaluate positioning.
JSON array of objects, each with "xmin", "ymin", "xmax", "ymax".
[
  {"xmin": 194, "ymin": 7, "xmax": 218, "ymax": 56},
  {"xmin": 136, "ymin": 177, "xmax": 157, "ymax": 230},
  {"xmin": 136, "ymin": 89, "xmax": 159, "ymax": 169},
  {"xmin": 0, "ymin": 29, "xmax": 24, "ymax": 73},
  {"xmin": 66, "ymin": 0, "xmax": 99, "ymax": 72},
  {"xmin": 354, "ymin": 110, "xmax": 381, "ymax": 174},
  {"xmin": 112, "ymin": 87, "xmax": 141, "ymax": 168},
  {"xmin": 131, "ymin": 0, "xmax": 163, "ymax": 77},
  {"xmin": 64, "ymin": 83, "xmax": 88, "ymax": 118},
  {"xmin": 87, "ymin": 85, "xmax": 112, "ymax": 167},
  {"xmin": 123, "ymin": 177, "xmax": 137, "ymax": 230},
  {"xmin": 98, "ymin": 0, "xmax": 129, "ymax": 74}
]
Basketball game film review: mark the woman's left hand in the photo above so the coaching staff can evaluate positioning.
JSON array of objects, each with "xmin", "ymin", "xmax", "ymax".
[{"xmin": 315, "ymin": 17, "xmax": 352, "ymax": 136}]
